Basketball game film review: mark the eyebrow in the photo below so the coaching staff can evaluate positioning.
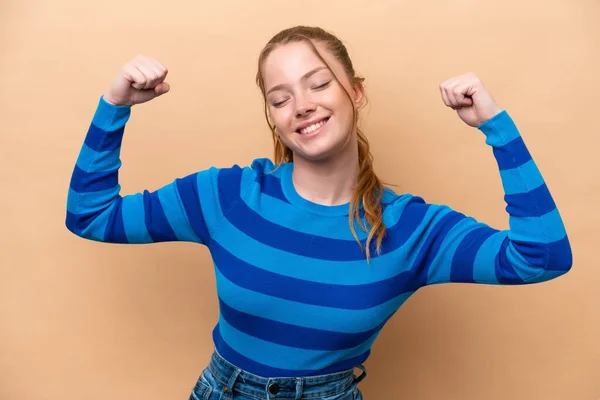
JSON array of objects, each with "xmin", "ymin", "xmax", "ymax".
[{"xmin": 266, "ymin": 66, "xmax": 329, "ymax": 95}]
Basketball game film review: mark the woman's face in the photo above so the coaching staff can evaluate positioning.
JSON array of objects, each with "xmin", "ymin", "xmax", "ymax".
[{"xmin": 262, "ymin": 41, "xmax": 364, "ymax": 162}]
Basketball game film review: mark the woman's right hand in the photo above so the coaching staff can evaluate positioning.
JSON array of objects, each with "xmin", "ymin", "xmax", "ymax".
[{"xmin": 103, "ymin": 55, "xmax": 170, "ymax": 106}]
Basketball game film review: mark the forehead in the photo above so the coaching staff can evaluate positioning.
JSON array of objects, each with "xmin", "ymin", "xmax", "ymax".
[{"xmin": 262, "ymin": 41, "xmax": 336, "ymax": 87}]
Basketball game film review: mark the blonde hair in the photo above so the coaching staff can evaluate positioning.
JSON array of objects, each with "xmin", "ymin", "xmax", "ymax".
[{"xmin": 256, "ymin": 26, "xmax": 385, "ymax": 260}]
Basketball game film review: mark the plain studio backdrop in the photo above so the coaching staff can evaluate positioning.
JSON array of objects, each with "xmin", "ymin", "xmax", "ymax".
[{"xmin": 1, "ymin": 0, "xmax": 598, "ymax": 399}]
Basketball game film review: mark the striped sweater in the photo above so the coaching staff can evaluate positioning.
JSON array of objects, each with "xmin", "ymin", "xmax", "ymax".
[{"xmin": 66, "ymin": 96, "xmax": 572, "ymax": 377}]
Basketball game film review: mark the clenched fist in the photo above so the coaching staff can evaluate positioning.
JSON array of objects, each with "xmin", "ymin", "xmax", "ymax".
[
  {"xmin": 439, "ymin": 72, "xmax": 503, "ymax": 127},
  {"xmin": 103, "ymin": 55, "xmax": 170, "ymax": 106}
]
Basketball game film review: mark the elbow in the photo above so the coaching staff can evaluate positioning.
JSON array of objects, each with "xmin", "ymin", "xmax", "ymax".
[
  {"xmin": 66, "ymin": 187, "xmax": 88, "ymax": 238},
  {"xmin": 544, "ymin": 235, "xmax": 573, "ymax": 275},
  {"xmin": 65, "ymin": 211, "xmax": 86, "ymax": 238},
  {"xmin": 65, "ymin": 210, "xmax": 102, "ymax": 241},
  {"xmin": 532, "ymin": 237, "xmax": 573, "ymax": 283},
  {"xmin": 65, "ymin": 186, "xmax": 114, "ymax": 241},
  {"xmin": 509, "ymin": 235, "xmax": 573, "ymax": 283},
  {"xmin": 65, "ymin": 197, "xmax": 121, "ymax": 242}
]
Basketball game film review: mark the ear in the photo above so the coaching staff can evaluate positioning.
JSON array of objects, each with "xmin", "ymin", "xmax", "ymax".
[{"xmin": 352, "ymin": 79, "xmax": 366, "ymax": 109}]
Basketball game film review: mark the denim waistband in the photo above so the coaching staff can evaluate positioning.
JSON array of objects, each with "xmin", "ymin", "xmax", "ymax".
[{"xmin": 206, "ymin": 349, "xmax": 367, "ymax": 399}]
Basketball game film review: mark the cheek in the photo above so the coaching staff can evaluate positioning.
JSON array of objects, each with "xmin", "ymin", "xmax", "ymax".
[
  {"xmin": 326, "ymin": 87, "xmax": 353, "ymax": 114},
  {"xmin": 270, "ymin": 108, "xmax": 295, "ymax": 133}
]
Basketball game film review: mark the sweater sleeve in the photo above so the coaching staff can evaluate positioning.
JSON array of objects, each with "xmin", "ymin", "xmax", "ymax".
[
  {"xmin": 412, "ymin": 110, "xmax": 572, "ymax": 286},
  {"xmin": 65, "ymin": 96, "xmax": 224, "ymax": 245}
]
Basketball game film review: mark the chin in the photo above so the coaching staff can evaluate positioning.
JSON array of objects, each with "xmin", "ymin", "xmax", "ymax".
[
  {"xmin": 295, "ymin": 151, "xmax": 335, "ymax": 163},
  {"xmin": 291, "ymin": 141, "xmax": 349, "ymax": 163}
]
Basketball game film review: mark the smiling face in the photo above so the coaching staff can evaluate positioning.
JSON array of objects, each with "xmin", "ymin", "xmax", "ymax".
[{"xmin": 261, "ymin": 40, "xmax": 364, "ymax": 162}]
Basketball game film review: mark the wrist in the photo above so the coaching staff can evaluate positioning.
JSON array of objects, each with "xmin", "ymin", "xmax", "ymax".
[
  {"xmin": 479, "ymin": 105, "xmax": 503, "ymax": 126},
  {"xmin": 102, "ymin": 93, "xmax": 128, "ymax": 107}
]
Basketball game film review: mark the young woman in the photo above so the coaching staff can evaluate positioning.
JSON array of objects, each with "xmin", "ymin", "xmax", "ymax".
[{"xmin": 66, "ymin": 26, "xmax": 572, "ymax": 400}]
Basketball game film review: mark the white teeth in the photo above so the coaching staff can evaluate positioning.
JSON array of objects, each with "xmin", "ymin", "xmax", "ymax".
[{"xmin": 299, "ymin": 119, "xmax": 327, "ymax": 134}]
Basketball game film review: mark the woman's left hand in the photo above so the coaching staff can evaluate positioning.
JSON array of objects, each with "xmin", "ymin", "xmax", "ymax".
[{"xmin": 439, "ymin": 72, "xmax": 503, "ymax": 127}]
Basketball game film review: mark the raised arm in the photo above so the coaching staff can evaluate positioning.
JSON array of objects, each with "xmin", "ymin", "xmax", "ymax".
[
  {"xmin": 410, "ymin": 73, "xmax": 572, "ymax": 286},
  {"xmin": 65, "ymin": 55, "xmax": 221, "ymax": 245}
]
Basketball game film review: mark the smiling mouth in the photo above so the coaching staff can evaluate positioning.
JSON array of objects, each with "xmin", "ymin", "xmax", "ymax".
[{"xmin": 296, "ymin": 117, "xmax": 330, "ymax": 135}]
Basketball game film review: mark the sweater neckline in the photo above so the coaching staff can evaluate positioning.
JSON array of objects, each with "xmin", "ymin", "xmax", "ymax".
[{"xmin": 279, "ymin": 162, "xmax": 356, "ymax": 217}]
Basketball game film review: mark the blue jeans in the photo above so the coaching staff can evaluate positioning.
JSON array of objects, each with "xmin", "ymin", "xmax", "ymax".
[{"xmin": 189, "ymin": 349, "xmax": 367, "ymax": 400}]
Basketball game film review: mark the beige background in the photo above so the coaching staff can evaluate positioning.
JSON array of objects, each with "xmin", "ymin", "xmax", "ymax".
[{"xmin": 1, "ymin": 0, "xmax": 599, "ymax": 399}]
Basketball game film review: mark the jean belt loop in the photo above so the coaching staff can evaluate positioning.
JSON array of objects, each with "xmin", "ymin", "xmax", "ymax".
[
  {"xmin": 224, "ymin": 367, "xmax": 241, "ymax": 399},
  {"xmin": 294, "ymin": 377, "xmax": 304, "ymax": 400},
  {"xmin": 354, "ymin": 364, "xmax": 367, "ymax": 383}
]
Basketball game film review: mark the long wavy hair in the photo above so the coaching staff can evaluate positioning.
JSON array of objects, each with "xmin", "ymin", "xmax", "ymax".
[{"xmin": 255, "ymin": 26, "xmax": 386, "ymax": 261}]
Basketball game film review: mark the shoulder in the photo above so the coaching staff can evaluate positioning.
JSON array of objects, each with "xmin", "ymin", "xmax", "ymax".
[
  {"xmin": 381, "ymin": 185, "xmax": 426, "ymax": 210},
  {"xmin": 248, "ymin": 157, "xmax": 282, "ymax": 176},
  {"xmin": 191, "ymin": 157, "xmax": 280, "ymax": 213},
  {"xmin": 381, "ymin": 186, "xmax": 454, "ymax": 222},
  {"xmin": 382, "ymin": 188, "xmax": 476, "ymax": 242},
  {"xmin": 203, "ymin": 157, "xmax": 282, "ymax": 192}
]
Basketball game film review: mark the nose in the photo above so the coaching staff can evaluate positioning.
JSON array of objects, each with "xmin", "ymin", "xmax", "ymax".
[{"xmin": 295, "ymin": 93, "xmax": 316, "ymax": 118}]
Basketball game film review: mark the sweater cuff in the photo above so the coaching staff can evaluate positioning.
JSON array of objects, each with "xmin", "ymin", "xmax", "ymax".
[
  {"xmin": 477, "ymin": 110, "xmax": 522, "ymax": 147},
  {"xmin": 91, "ymin": 95, "xmax": 132, "ymax": 133}
]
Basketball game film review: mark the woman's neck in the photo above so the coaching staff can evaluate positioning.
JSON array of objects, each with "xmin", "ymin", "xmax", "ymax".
[{"xmin": 290, "ymin": 141, "xmax": 359, "ymax": 206}]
